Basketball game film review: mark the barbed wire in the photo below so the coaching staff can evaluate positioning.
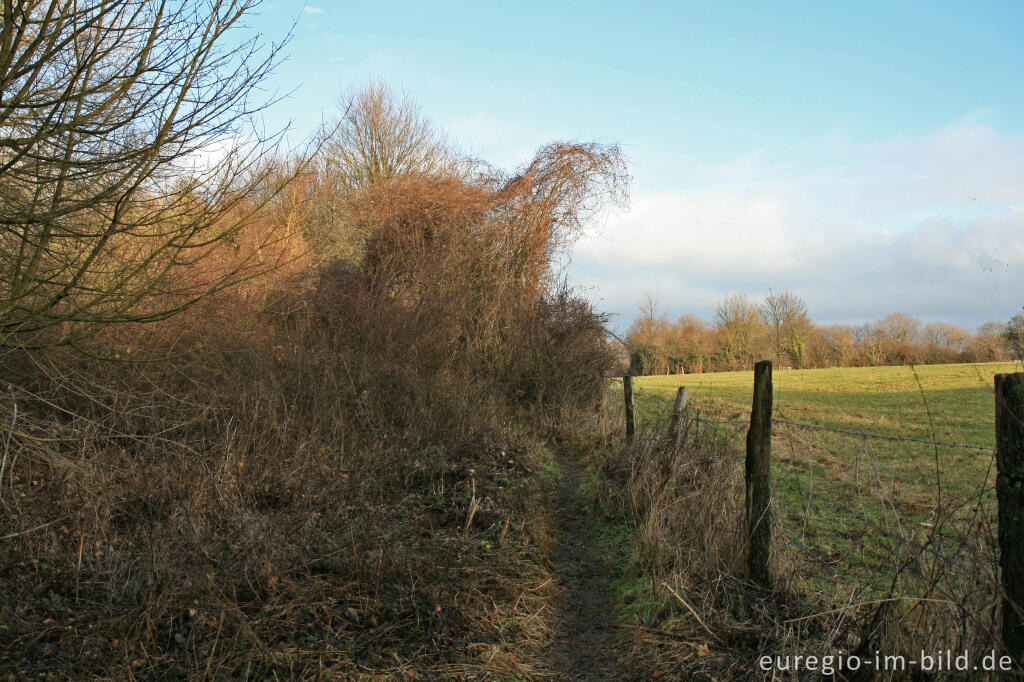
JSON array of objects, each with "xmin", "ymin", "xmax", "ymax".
[
  {"xmin": 774, "ymin": 417, "xmax": 996, "ymax": 452},
  {"xmin": 629, "ymin": 396, "xmax": 1003, "ymax": 636},
  {"xmin": 682, "ymin": 413, "xmax": 999, "ymax": 575},
  {"xmin": 682, "ymin": 423, "xmax": 999, "ymax": 590},
  {"xmin": 775, "ymin": 464, "xmax": 997, "ymax": 583},
  {"xmin": 688, "ymin": 417, "xmax": 747, "ymax": 427},
  {"xmin": 636, "ymin": 396, "xmax": 1003, "ymax": 630},
  {"xmin": 686, "ymin": 415, "xmax": 995, "ymax": 452}
]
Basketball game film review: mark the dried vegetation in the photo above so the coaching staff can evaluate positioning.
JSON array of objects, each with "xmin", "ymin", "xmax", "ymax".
[{"xmin": 0, "ymin": 66, "xmax": 627, "ymax": 676}]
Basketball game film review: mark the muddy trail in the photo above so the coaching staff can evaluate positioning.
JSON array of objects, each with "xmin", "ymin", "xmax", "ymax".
[{"xmin": 545, "ymin": 450, "xmax": 619, "ymax": 680}]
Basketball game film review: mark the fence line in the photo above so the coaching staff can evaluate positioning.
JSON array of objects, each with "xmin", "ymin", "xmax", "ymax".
[
  {"xmin": 622, "ymin": 364, "xmax": 1022, "ymax": 662},
  {"xmin": 703, "ymin": 410, "xmax": 1001, "ymax": 589},
  {"xmin": 684, "ymin": 414, "xmax": 996, "ymax": 452},
  {"xmin": 774, "ymin": 417, "xmax": 997, "ymax": 451},
  {"xmin": 685, "ymin": 411, "xmax": 1000, "ymax": 568},
  {"xmin": 995, "ymin": 372, "xmax": 1024, "ymax": 665},
  {"xmin": 771, "ymin": 454, "xmax": 994, "ymax": 577}
]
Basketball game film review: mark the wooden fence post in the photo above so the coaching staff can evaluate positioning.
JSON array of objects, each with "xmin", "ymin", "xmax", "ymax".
[
  {"xmin": 746, "ymin": 360, "xmax": 773, "ymax": 588},
  {"xmin": 668, "ymin": 387, "xmax": 689, "ymax": 446},
  {"xmin": 996, "ymin": 372, "xmax": 1024, "ymax": 666},
  {"xmin": 623, "ymin": 375, "xmax": 635, "ymax": 444}
]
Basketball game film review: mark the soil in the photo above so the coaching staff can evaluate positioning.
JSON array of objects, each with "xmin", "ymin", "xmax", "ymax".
[{"xmin": 545, "ymin": 450, "xmax": 619, "ymax": 680}]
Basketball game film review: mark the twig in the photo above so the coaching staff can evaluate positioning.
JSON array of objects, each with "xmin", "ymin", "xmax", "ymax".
[
  {"xmin": 782, "ymin": 597, "xmax": 953, "ymax": 624},
  {"xmin": 909, "ymin": 364, "xmax": 942, "ymax": 516},
  {"xmin": 204, "ymin": 610, "xmax": 225, "ymax": 681},
  {"xmin": 0, "ymin": 403, "xmax": 14, "ymax": 495},
  {"xmin": 0, "ymin": 514, "xmax": 73, "ymax": 541},
  {"xmin": 75, "ymin": 530, "xmax": 85, "ymax": 604},
  {"xmin": 660, "ymin": 581, "xmax": 718, "ymax": 640},
  {"xmin": 464, "ymin": 477, "xmax": 479, "ymax": 532}
]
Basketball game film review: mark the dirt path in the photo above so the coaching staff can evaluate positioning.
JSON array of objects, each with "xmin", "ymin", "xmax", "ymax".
[{"xmin": 545, "ymin": 450, "xmax": 618, "ymax": 680}]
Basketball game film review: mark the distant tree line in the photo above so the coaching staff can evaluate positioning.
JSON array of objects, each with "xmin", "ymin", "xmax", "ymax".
[{"xmin": 626, "ymin": 292, "xmax": 1024, "ymax": 374}]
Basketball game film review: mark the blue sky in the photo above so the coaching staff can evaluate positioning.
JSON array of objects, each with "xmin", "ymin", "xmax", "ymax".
[{"xmin": 249, "ymin": 1, "xmax": 1024, "ymax": 332}]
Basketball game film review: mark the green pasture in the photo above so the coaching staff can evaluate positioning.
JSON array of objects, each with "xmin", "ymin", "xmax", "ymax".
[{"xmin": 627, "ymin": 361, "xmax": 1023, "ymax": 597}]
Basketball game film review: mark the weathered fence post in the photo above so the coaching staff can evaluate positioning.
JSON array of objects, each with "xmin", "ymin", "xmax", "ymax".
[
  {"xmin": 996, "ymin": 372, "xmax": 1024, "ymax": 666},
  {"xmin": 623, "ymin": 375, "xmax": 636, "ymax": 444},
  {"xmin": 668, "ymin": 387, "xmax": 689, "ymax": 446},
  {"xmin": 746, "ymin": 360, "xmax": 773, "ymax": 588}
]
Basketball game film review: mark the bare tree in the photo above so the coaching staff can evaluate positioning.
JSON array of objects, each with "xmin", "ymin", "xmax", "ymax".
[
  {"xmin": 309, "ymin": 83, "xmax": 627, "ymax": 298},
  {"xmin": 715, "ymin": 293, "xmax": 763, "ymax": 370},
  {"xmin": 0, "ymin": 0, "xmax": 289, "ymax": 349},
  {"xmin": 760, "ymin": 289, "xmax": 810, "ymax": 367},
  {"xmin": 1006, "ymin": 310, "xmax": 1024, "ymax": 361},
  {"xmin": 308, "ymin": 82, "xmax": 458, "ymax": 263},
  {"xmin": 634, "ymin": 295, "xmax": 665, "ymax": 338},
  {"xmin": 323, "ymin": 81, "xmax": 455, "ymax": 193},
  {"xmin": 878, "ymin": 312, "xmax": 922, "ymax": 345},
  {"xmin": 922, "ymin": 322, "xmax": 967, "ymax": 349},
  {"xmin": 674, "ymin": 313, "xmax": 711, "ymax": 373},
  {"xmin": 972, "ymin": 321, "xmax": 1008, "ymax": 362},
  {"xmin": 820, "ymin": 323, "xmax": 857, "ymax": 368},
  {"xmin": 625, "ymin": 295, "xmax": 669, "ymax": 374}
]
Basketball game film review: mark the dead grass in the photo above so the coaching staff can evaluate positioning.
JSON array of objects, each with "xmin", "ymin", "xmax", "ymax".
[
  {"xmin": 0, "ymin": 333, "xmax": 560, "ymax": 679},
  {"xmin": 0, "ymin": 163, "xmax": 621, "ymax": 678}
]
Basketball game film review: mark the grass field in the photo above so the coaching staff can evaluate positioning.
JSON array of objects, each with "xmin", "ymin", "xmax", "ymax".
[
  {"xmin": 629, "ymin": 361, "xmax": 1023, "ymax": 598},
  {"xmin": 634, "ymin": 361, "xmax": 1020, "ymax": 446}
]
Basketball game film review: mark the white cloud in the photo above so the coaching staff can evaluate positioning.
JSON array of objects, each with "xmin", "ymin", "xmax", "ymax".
[
  {"xmin": 569, "ymin": 117, "xmax": 1024, "ymax": 331},
  {"xmin": 302, "ymin": 6, "xmax": 325, "ymax": 15},
  {"xmin": 578, "ymin": 189, "xmax": 796, "ymax": 274}
]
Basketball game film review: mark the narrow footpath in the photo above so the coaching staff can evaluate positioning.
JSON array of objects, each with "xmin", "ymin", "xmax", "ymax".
[{"xmin": 545, "ymin": 451, "xmax": 618, "ymax": 680}]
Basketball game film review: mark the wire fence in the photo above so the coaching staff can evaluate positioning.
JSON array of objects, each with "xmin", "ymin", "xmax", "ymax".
[
  {"xmin": 620, "ymin": 370, "xmax": 1015, "ymax": 663},
  {"xmin": 688, "ymin": 414, "xmax": 996, "ymax": 451},
  {"xmin": 686, "ymin": 410, "xmax": 1000, "ymax": 567}
]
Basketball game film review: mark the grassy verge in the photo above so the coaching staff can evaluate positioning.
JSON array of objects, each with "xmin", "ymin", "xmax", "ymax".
[
  {"xmin": 576, "ymin": 460, "xmax": 653, "ymax": 624},
  {"xmin": 576, "ymin": 434, "xmax": 758, "ymax": 680}
]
